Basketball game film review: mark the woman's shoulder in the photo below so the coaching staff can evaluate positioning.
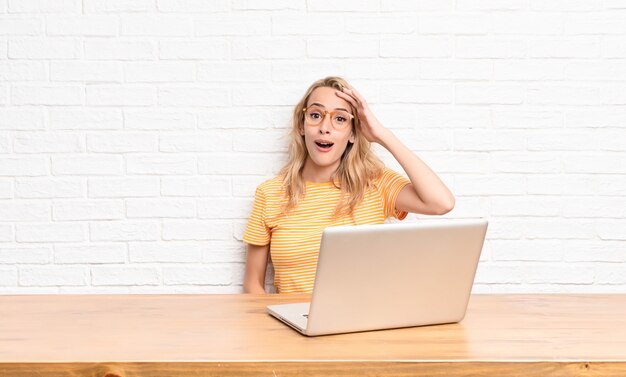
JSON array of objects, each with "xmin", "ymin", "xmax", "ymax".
[
  {"xmin": 255, "ymin": 175, "xmax": 286, "ymax": 196},
  {"xmin": 372, "ymin": 166, "xmax": 409, "ymax": 190},
  {"xmin": 373, "ymin": 166, "xmax": 397, "ymax": 183}
]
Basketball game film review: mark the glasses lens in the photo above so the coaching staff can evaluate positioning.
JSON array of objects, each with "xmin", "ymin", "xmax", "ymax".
[
  {"xmin": 305, "ymin": 106, "xmax": 324, "ymax": 125},
  {"xmin": 331, "ymin": 111, "xmax": 351, "ymax": 129},
  {"xmin": 304, "ymin": 106, "xmax": 352, "ymax": 129}
]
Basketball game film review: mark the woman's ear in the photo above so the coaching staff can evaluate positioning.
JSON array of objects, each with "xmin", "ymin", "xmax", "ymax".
[
  {"xmin": 299, "ymin": 127, "xmax": 305, "ymax": 136},
  {"xmin": 349, "ymin": 132, "xmax": 355, "ymax": 144}
]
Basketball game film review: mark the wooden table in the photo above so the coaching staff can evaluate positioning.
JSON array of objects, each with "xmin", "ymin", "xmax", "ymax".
[{"xmin": 1, "ymin": 294, "xmax": 625, "ymax": 376}]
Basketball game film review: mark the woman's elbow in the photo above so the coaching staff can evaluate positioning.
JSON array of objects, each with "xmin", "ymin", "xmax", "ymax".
[
  {"xmin": 243, "ymin": 282, "xmax": 266, "ymax": 294},
  {"xmin": 435, "ymin": 197, "xmax": 455, "ymax": 215}
]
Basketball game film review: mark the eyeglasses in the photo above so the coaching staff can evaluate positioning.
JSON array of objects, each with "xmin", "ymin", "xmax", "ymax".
[{"xmin": 302, "ymin": 105, "xmax": 354, "ymax": 130}]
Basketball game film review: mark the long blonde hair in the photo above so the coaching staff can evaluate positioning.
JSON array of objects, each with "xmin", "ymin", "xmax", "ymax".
[{"xmin": 279, "ymin": 76, "xmax": 384, "ymax": 217}]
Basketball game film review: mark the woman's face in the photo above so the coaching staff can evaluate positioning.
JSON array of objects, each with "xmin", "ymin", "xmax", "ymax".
[{"xmin": 300, "ymin": 86, "xmax": 355, "ymax": 174}]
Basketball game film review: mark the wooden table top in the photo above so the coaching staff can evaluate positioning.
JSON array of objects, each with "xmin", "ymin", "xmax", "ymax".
[{"xmin": 1, "ymin": 293, "xmax": 626, "ymax": 364}]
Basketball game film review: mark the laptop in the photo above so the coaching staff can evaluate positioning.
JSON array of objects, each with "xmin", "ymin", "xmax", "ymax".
[{"xmin": 267, "ymin": 219, "xmax": 488, "ymax": 336}]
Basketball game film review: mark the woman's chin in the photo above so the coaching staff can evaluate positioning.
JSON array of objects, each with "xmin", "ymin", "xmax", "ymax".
[{"xmin": 307, "ymin": 155, "xmax": 341, "ymax": 170}]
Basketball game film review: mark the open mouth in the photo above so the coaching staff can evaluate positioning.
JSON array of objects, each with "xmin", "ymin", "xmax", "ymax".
[{"xmin": 315, "ymin": 141, "xmax": 334, "ymax": 151}]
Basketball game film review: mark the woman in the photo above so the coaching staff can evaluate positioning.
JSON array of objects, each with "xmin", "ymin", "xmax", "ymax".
[{"xmin": 243, "ymin": 76, "xmax": 455, "ymax": 294}]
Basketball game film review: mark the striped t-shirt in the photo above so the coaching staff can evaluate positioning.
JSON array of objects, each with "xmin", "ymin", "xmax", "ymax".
[{"xmin": 243, "ymin": 167, "xmax": 411, "ymax": 294}]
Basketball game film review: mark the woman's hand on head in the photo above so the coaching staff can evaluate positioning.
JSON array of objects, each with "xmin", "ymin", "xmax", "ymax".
[{"xmin": 336, "ymin": 87, "xmax": 391, "ymax": 145}]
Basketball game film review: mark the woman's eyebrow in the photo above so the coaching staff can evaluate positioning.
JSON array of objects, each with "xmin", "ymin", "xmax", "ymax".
[{"xmin": 309, "ymin": 102, "xmax": 350, "ymax": 112}]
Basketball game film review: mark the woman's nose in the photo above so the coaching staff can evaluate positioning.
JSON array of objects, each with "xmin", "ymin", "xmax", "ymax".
[{"xmin": 319, "ymin": 113, "xmax": 332, "ymax": 133}]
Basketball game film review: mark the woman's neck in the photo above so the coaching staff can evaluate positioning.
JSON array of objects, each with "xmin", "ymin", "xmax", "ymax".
[{"xmin": 301, "ymin": 158, "xmax": 339, "ymax": 183}]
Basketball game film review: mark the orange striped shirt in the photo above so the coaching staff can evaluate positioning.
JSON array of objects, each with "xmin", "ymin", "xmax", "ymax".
[{"xmin": 243, "ymin": 167, "xmax": 410, "ymax": 294}]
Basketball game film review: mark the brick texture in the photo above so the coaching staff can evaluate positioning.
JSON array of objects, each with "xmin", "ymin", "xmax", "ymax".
[{"xmin": 0, "ymin": 3, "xmax": 625, "ymax": 294}]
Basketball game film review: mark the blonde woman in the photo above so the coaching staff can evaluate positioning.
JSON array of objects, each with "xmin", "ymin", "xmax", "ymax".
[{"xmin": 243, "ymin": 76, "xmax": 455, "ymax": 294}]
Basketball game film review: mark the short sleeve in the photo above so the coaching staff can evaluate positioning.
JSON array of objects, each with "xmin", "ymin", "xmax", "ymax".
[
  {"xmin": 377, "ymin": 167, "xmax": 411, "ymax": 220},
  {"xmin": 242, "ymin": 186, "xmax": 271, "ymax": 246}
]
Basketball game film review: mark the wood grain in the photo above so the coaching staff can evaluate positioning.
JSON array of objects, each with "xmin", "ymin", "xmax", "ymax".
[
  {"xmin": 1, "ymin": 362, "xmax": 626, "ymax": 377},
  {"xmin": 1, "ymin": 294, "xmax": 626, "ymax": 376}
]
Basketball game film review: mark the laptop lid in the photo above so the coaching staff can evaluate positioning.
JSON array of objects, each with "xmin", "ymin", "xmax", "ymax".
[{"xmin": 303, "ymin": 219, "xmax": 488, "ymax": 336}]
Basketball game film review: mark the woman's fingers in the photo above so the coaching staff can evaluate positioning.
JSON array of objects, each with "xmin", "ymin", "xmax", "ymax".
[
  {"xmin": 335, "ymin": 90, "xmax": 359, "ymax": 109},
  {"xmin": 348, "ymin": 87, "xmax": 367, "ymax": 104}
]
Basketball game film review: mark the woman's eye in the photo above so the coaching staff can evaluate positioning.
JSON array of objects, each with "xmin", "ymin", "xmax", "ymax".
[
  {"xmin": 311, "ymin": 113, "xmax": 321, "ymax": 118},
  {"xmin": 335, "ymin": 116, "xmax": 347, "ymax": 123}
]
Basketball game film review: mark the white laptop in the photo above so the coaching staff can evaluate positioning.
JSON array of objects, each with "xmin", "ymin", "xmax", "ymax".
[{"xmin": 267, "ymin": 219, "xmax": 488, "ymax": 336}]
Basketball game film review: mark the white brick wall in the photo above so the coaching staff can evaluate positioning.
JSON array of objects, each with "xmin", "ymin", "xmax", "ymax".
[{"xmin": 1, "ymin": 2, "xmax": 625, "ymax": 294}]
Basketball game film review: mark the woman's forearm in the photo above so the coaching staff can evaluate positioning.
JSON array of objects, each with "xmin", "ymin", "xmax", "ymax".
[{"xmin": 378, "ymin": 129, "xmax": 455, "ymax": 210}]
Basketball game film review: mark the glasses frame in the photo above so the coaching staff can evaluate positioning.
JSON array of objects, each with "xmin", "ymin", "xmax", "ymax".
[{"xmin": 302, "ymin": 106, "xmax": 355, "ymax": 130}]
